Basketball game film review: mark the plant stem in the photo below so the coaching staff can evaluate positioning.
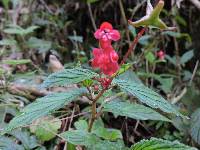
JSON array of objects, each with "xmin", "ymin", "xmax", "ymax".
[
  {"xmin": 88, "ymin": 88, "xmax": 106, "ymax": 132},
  {"xmin": 120, "ymin": 27, "xmax": 147, "ymax": 65},
  {"xmin": 88, "ymin": 101, "xmax": 96, "ymax": 132}
]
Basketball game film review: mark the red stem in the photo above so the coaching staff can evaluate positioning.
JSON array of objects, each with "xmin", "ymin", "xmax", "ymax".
[{"xmin": 120, "ymin": 27, "xmax": 147, "ymax": 65}]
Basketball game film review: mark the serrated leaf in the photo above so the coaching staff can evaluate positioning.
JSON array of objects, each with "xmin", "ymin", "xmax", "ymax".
[
  {"xmin": 131, "ymin": 137, "xmax": 197, "ymax": 150},
  {"xmin": 60, "ymin": 130, "xmax": 100, "ymax": 146},
  {"xmin": 1, "ymin": 88, "xmax": 86, "ymax": 134},
  {"xmin": 41, "ymin": 68, "xmax": 98, "ymax": 88},
  {"xmin": 180, "ymin": 50, "xmax": 194, "ymax": 65},
  {"xmin": 2, "ymin": 59, "xmax": 31, "ymax": 65},
  {"xmin": 190, "ymin": 108, "xmax": 200, "ymax": 145},
  {"xmin": 103, "ymin": 99, "xmax": 170, "ymax": 122},
  {"xmin": 113, "ymin": 79, "xmax": 183, "ymax": 117},
  {"xmin": 0, "ymin": 136, "xmax": 25, "ymax": 150}
]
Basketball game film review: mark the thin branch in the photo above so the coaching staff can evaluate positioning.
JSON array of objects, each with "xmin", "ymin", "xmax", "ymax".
[{"xmin": 87, "ymin": 3, "xmax": 97, "ymax": 31}]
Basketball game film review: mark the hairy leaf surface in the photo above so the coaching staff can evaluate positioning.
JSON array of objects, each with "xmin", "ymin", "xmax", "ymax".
[
  {"xmin": 113, "ymin": 79, "xmax": 183, "ymax": 117},
  {"xmin": 2, "ymin": 88, "xmax": 86, "ymax": 134},
  {"xmin": 131, "ymin": 138, "xmax": 197, "ymax": 150},
  {"xmin": 41, "ymin": 68, "xmax": 98, "ymax": 88},
  {"xmin": 103, "ymin": 99, "xmax": 170, "ymax": 122}
]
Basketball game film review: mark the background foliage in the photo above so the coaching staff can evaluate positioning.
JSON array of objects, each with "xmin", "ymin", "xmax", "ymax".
[{"xmin": 0, "ymin": 0, "xmax": 200, "ymax": 149}]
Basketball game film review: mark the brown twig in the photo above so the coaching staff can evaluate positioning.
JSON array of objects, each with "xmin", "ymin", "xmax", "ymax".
[{"xmin": 120, "ymin": 27, "xmax": 147, "ymax": 65}]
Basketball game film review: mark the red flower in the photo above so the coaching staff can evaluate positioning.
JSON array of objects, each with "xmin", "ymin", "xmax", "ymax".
[
  {"xmin": 94, "ymin": 22, "xmax": 120, "ymax": 49},
  {"xmin": 156, "ymin": 50, "xmax": 165, "ymax": 60},
  {"xmin": 92, "ymin": 47, "xmax": 119, "ymax": 76}
]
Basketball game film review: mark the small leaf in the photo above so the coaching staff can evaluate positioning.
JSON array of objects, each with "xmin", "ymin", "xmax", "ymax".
[
  {"xmin": 115, "ymin": 63, "xmax": 132, "ymax": 76},
  {"xmin": 113, "ymin": 79, "xmax": 184, "ymax": 117},
  {"xmin": 103, "ymin": 99, "xmax": 170, "ymax": 122},
  {"xmin": 68, "ymin": 35, "xmax": 83, "ymax": 43},
  {"xmin": 92, "ymin": 127, "xmax": 123, "ymax": 141},
  {"xmin": 60, "ymin": 130, "xmax": 100, "ymax": 146},
  {"xmin": 41, "ymin": 68, "xmax": 98, "ymax": 88},
  {"xmin": 131, "ymin": 137, "xmax": 197, "ymax": 150},
  {"xmin": 162, "ymin": 31, "xmax": 191, "ymax": 42},
  {"xmin": 1, "ymin": 88, "xmax": 86, "ymax": 134},
  {"xmin": 74, "ymin": 120, "xmax": 88, "ymax": 131},
  {"xmin": 180, "ymin": 50, "xmax": 194, "ymax": 65},
  {"xmin": 9, "ymin": 130, "xmax": 39, "ymax": 149},
  {"xmin": 26, "ymin": 37, "xmax": 52, "ymax": 53},
  {"xmin": 145, "ymin": 51, "xmax": 156, "ymax": 63},
  {"xmin": 30, "ymin": 116, "xmax": 61, "ymax": 142},
  {"xmin": 190, "ymin": 108, "xmax": 200, "ymax": 145},
  {"xmin": 2, "ymin": 59, "xmax": 31, "ymax": 65}
]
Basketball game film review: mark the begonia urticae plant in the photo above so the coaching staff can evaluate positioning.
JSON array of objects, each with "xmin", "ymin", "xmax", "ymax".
[{"xmin": 1, "ymin": 0, "xmax": 197, "ymax": 149}]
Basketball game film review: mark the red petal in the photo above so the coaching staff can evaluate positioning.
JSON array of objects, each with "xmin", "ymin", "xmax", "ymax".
[
  {"xmin": 100, "ymin": 22, "xmax": 113, "ymax": 30},
  {"xmin": 94, "ymin": 29, "xmax": 103, "ymax": 39},
  {"xmin": 110, "ymin": 30, "xmax": 120, "ymax": 41}
]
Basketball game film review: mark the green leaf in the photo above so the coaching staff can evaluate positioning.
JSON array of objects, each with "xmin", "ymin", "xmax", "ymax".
[
  {"xmin": 190, "ymin": 108, "xmax": 200, "ymax": 145},
  {"xmin": 0, "ymin": 136, "xmax": 24, "ymax": 150},
  {"xmin": 92, "ymin": 127, "xmax": 122, "ymax": 141},
  {"xmin": 161, "ymin": 31, "xmax": 191, "ymax": 42},
  {"xmin": 165, "ymin": 55, "xmax": 177, "ymax": 66},
  {"xmin": 30, "ymin": 116, "xmax": 61, "ymax": 142},
  {"xmin": 157, "ymin": 77, "xmax": 173, "ymax": 93},
  {"xmin": 68, "ymin": 35, "xmax": 83, "ymax": 43},
  {"xmin": 2, "ymin": 59, "xmax": 31, "ymax": 65},
  {"xmin": 103, "ymin": 99, "xmax": 170, "ymax": 122},
  {"xmin": 4, "ymin": 25, "xmax": 39, "ymax": 36},
  {"xmin": 0, "ymin": 39, "xmax": 17, "ymax": 46},
  {"xmin": 113, "ymin": 79, "xmax": 183, "ymax": 117},
  {"xmin": 60, "ymin": 130, "xmax": 100, "ymax": 147},
  {"xmin": 180, "ymin": 50, "xmax": 194, "ymax": 65},
  {"xmin": 1, "ymin": 88, "xmax": 86, "ymax": 134},
  {"xmin": 41, "ymin": 68, "xmax": 98, "ymax": 88},
  {"xmin": 145, "ymin": 51, "xmax": 156, "ymax": 63},
  {"xmin": 88, "ymin": 140, "xmax": 128, "ymax": 150},
  {"xmin": 86, "ymin": 0, "xmax": 99, "ymax": 4},
  {"xmin": 116, "ymin": 63, "xmax": 132, "ymax": 76},
  {"xmin": 26, "ymin": 37, "xmax": 52, "ymax": 53},
  {"xmin": 130, "ymin": 137, "xmax": 197, "ymax": 150},
  {"xmin": 138, "ymin": 35, "xmax": 151, "ymax": 45},
  {"xmin": 9, "ymin": 130, "xmax": 39, "ymax": 149},
  {"xmin": 74, "ymin": 120, "xmax": 88, "ymax": 131}
]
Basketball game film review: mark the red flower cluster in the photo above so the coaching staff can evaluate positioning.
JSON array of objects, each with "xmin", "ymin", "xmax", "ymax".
[{"xmin": 91, "ymin": 22, "xmax": 120, "ymax": 76}]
